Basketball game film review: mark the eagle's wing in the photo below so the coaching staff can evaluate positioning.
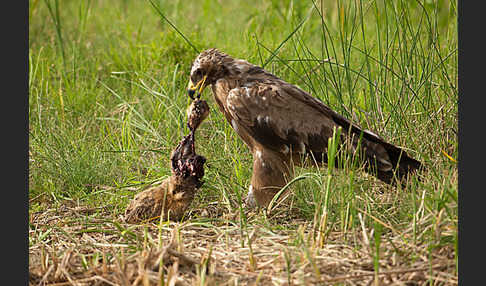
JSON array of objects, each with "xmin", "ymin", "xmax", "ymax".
[{"xmin": 226, "ymin": 80, "xmax": 396, "ymax": 171}]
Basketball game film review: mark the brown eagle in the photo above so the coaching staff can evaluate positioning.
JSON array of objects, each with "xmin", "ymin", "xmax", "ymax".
[{"xmin": 187, "ymin": 48, "xmax": 423, "ymax": 208}]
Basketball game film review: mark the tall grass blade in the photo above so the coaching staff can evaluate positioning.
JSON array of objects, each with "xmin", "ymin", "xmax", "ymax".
[
  {"xmin": 43, "ymin": 0, "xmax": 66, "ymax": 70},
  {"xmin": 147, "ymin": 0, "xmax": 199, "ymax": 53},
  {"xmin": 262, "ymin": 9, "xmax": 311, "ymax": 68}
]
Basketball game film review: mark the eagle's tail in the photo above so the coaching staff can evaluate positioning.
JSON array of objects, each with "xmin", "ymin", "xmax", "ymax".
[
  {"xmin": 329, "ymin": 112, "xmax": 424, "ymax": 185},
  {"xmin": 369, "ymin": 141, "xmax": 424, "ymax": 185}
]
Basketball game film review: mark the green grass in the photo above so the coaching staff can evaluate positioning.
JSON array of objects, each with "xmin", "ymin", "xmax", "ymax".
[{"xmin": 29, "ymin": 0, "xmax": 457, "ymax": 284}]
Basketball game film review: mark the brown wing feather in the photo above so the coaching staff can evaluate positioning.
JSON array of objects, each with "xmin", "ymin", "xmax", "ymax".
[
  {"xmin": 278, "ymin": 83, "xmax": 422, "ymax": 172},
  {"xmin": 226, "ymin": 80, "xmax": 422, "ymax": 183},
  {"xmin": 226, "ymin": 81, "xmax": 337, "ymax": 158}
]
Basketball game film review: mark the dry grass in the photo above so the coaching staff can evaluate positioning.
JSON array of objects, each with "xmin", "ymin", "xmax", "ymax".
[{"xmin": 29, "ymin": 199, "xmax": 456, "ymax": 286}]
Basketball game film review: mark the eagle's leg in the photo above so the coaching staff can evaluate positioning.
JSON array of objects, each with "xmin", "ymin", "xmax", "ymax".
[{"xmin": 245, "ymin": 148, "xmax": 293, "ymax": 208}]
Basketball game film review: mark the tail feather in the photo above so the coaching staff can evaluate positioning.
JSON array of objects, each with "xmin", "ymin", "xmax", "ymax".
[
  {"xmin": 373, "ymin": 142, "xmax": 423, "ymax": 184},
  {"xmin": 298, "ymin": 100, "xmax": 424, "ymax": 185},
  {"xmin": 329, "ymin": 112, "xmax": 423, "ymax": 185},
  {"xmin": 358, "ymin": 131, "xmax": 423, "ymax": 185}
]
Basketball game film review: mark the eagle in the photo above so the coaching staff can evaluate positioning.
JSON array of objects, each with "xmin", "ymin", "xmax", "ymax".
[{"xmin": 186, "ymin": 48, "xmax": 423, "ymax": 208}]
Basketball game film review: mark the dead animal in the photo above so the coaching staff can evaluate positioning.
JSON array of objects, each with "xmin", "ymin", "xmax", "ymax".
[
  {"xmin": 124, "ymin": 99, "xmax": 210, "ymax": 223},
  {"xmin": 187, "ymin": 98, "xmax": 210, "ymax": 132}
]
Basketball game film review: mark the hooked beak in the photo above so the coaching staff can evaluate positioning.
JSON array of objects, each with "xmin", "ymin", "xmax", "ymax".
[{"xmin": 187, "ymin": 75, "xmax": 208, "ymax": 100}]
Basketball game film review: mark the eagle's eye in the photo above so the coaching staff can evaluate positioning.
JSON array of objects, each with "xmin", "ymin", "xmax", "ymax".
[{"xmin": 191, "ymin": 68, "xmax": 203, "ymax": 83}]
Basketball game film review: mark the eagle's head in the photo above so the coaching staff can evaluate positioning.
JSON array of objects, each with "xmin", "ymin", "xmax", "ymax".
[{"xmin": 187, "ymin": 48, "xmax": 230, "ymax": 99}]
